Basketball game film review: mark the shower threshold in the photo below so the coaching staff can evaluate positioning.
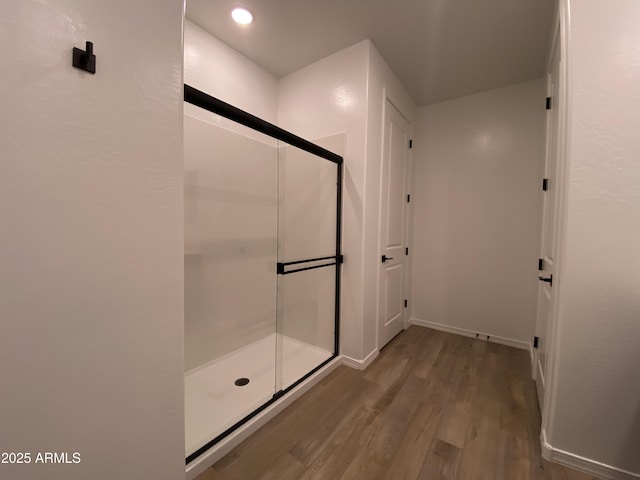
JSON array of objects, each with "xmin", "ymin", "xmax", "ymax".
[{"xmin": 185, "ymin": 334, "xmax": 332, "ymax": 458}]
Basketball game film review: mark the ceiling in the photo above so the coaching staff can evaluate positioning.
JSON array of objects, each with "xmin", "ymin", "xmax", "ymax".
[{"xmin": 186, "ymin": 0, "xmax": 555, "ymax": 107}]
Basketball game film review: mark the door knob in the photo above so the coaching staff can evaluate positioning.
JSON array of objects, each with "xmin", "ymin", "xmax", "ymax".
[
  {"xmin": 538, "ymin": 275, "xmax": 553, "ymax": 286},
  {"xmin": 381, "ymin": 255, "xmax": 394, "ymax": 263}
]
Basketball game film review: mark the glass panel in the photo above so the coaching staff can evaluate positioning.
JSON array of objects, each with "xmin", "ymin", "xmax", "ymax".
[
  {"xmin": 183, "ymin": 92, "xmax": 342, "ymax": 461},
  {"xmin": 276, "ymin": 138, "xmax": 339, "ymax": 391},
  {"xmin": 183, "ymin": 109, "xmax": 278, "ymax": 458},
  {"xmin": 277, "ymin": 142, "xmax": 337, "ymax": 262},
  {"xmin": 277, "ymin": 265, "xmax": 336, "ymax": 390}
]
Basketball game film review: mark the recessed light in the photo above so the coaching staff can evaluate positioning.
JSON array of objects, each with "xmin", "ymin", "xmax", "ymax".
[{"xmin": 231, "ymin": 8, "xmax": 253, "ymax": 25}]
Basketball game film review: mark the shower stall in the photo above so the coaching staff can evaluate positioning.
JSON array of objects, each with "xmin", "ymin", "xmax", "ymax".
[{"xmin": 183, "ymin": 85, "xmax": 343, "ymax": 464}]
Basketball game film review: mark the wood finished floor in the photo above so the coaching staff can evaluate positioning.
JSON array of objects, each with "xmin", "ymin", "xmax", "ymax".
[{"xmin": 195, "ymin": 326, "xmax": 602, "ymax": 480}]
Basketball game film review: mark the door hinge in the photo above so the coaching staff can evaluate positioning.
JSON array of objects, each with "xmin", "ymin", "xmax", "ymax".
[
  {"xmin": 409, "ymin": 139, "xmax": 413, "ymax": 149},
  {"xmin": 404, "ymin": 299, "xmax": 408, "ymax": 308},
  {"xmin": 407, "ymin": 194, "xmax": 411, "ymax": 203},
  {"xmin": 533, "ymin": 336, "xmax": 539, "ymax": 349},
  {"xmin": 546, "ymin": 97, "xmax": 552, "ymax": 110},
  {"xmin": 405, "ymin": 247, "xmax": 409, "ymax": 256},
  {"xmin": 542, "ymin": 178, "xmax": 549, "ymax": 191},
  {"xmin": 538, "ymin": 258, "xmax": 544, "ymax": 271}
]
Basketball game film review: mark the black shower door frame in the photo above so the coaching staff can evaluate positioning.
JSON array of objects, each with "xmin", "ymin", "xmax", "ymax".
[{"xmin": 184, "ymin": 84, "xmax": 343, "ymax": 465}]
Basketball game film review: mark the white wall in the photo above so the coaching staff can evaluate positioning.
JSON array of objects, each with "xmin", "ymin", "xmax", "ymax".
[
  {"xmin": 544, "ymin": 1, "xmax": 640, "ymax": 475},
  {"xmin": 411, "ymin": 79, "xmax": 545, "ymax": 346},
  {"xmin": 0, "ymin": 2, "xmax": 184, "ymax": 479},
  {"xmin": 184, "ymin": 20, "xmax": 278, "ymax": 123}
]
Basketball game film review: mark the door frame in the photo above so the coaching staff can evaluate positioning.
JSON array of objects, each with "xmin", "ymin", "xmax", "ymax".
[
  {"xmin": 376, "ymin": 92, "xmax": 414, "ymax": 349},
  {"xmin": 533, "ymin": 38, "xmax": 560, "ymax": 410},
  {"xmin": 535, "ymin": 5, "xmax": 571, "ymax": 451}
]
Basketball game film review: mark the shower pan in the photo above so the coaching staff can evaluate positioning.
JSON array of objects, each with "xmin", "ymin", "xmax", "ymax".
[{"xmin": 183, "ymin": 85, "xmax": 342, "ymax": 464}]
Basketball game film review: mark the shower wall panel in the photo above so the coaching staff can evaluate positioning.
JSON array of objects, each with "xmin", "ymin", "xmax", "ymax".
[{"xmin": 184, "ymin": 113, "xmax": 278, "ymax": 371}]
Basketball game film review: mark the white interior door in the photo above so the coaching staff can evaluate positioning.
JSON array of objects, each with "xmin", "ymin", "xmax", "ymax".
[
  {"xmin": 378, "ymin": 100, "xmax": 411, "ymax": 348},
  {"xmin": 534, "ymin": 39, "xmax": 561, "ymax": 410}
]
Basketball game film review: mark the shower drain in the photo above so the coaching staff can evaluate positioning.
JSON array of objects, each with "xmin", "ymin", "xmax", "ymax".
[{"xmin": 234, "ymin": 377, "xmax": 250, "ymax": 387}]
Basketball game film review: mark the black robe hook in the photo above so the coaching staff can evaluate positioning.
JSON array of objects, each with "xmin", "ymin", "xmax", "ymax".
[{"xmin": 72, "ymin": 41, "xmax": 96, "ymax": 74}]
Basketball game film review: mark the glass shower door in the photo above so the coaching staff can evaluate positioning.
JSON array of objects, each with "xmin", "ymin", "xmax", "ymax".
[
  {"xmin": 184, "ymin": 107, "xmax": 279, "ymax": 460},
  {"xmin": 276, "ymin": 137, "xmax": 341, "ymax": 391},
  {"xmin": 183, "ymin": 84, "xmax": 342, "ymax": 464}
]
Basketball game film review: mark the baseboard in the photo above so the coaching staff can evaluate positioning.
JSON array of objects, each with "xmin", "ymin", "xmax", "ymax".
[
  {"xmin": 541, "ymin": 429, "xmax": 552, "ymax": 461},
  {"xmin": 342, "ymin": 348, "xmax": 379, "ymax": 370},
  {"xmin": 541, "ymin": 430, "xmax": 640, "ymax": 480},
  {"xmin": 529, "ymin": 343, "xmax": 536, "ymax": 378},
  {"xmin": 185, "ymin": 356, "xmax": 342, "ymax": 480},
  {"xmin": 409, "ymin": 317, "xmax": 531, "ymax": 351}
]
